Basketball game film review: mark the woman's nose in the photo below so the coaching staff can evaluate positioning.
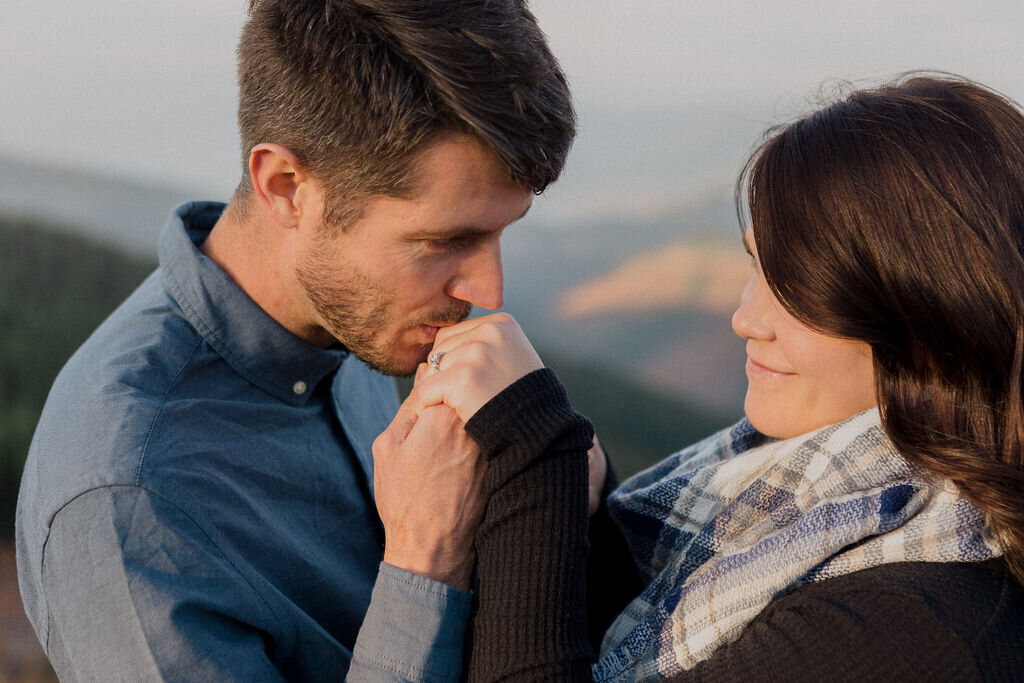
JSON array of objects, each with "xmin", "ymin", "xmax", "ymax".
[{"xmin": 731, "ymin": 274, "xmax": 774, "ymax": 341}]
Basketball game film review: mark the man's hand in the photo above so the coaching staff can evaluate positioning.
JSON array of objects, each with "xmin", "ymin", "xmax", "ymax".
[
  {"xmin": 411, "ymin": 313, "xmax": 544, "ymax": 423},
  {"xmin": 372, "ymin": 399, "xmax": 486, "ymax": 591}
]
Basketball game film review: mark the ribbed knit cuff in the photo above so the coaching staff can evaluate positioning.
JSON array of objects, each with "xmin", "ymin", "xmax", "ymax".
[
  {"xmin": 463, "ymin": 368, "xmax": 596, "ymax": 681},
  {"xmin": 466, "ymin": 368, "xmax": 595, "ymax": 495}
]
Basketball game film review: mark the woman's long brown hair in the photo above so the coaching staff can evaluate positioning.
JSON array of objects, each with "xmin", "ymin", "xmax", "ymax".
[{"xmin": 739, "ymin": 74, "xmax": 1024, "ymax": 583}]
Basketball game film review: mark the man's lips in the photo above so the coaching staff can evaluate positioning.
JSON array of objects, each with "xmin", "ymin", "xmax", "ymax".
[
  {"xmin": 419, "ymin": 321, "xmax": 460, "ymax": 342},
  {"xmin": 420, "ymin": 325, "xmax": 442, "ymax": 343},
  {"xmin": 416, "ymin": 304, "xmax": 472, "ymax": 346}
]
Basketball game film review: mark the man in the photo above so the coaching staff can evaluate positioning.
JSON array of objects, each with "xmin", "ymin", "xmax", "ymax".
[{"xmin": 16, "ymin": 0, "xmax": 575, "ymax": 679}]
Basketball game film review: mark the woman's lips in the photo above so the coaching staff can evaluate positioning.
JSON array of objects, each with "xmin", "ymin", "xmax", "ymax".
[{"xmin": 746, "ymin": 356, "xmax": 793, "ymax": 379}]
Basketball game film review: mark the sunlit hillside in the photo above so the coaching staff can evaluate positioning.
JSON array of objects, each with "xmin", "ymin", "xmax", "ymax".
[
  {"xmin": 0, "ymin": 157, "xmax": 752, "ymax": 416},
  {"xmin": 544, "ymin": 240, "xmax": 750, "ymax": 412},
  {"xmin": 498, "ymin": 221, "xmax": 750, "ymax": 413},
  {"xmin": 0, "ymin": 212, "xmax": 737, "ymax": 525},
  {"xmin": 556, "ymin": 242, "xmax": 749, "ymax": 318}
]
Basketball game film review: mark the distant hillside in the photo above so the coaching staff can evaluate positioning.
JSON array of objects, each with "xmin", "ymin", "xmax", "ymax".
[
  {"xmin": 0, "ymin": 215, "xmax": 737, "ymax": 537},
  {"xmin": 541, "ymin": 352, "xmax": 733, "ymax": 476},
  {"xmin": 0, "ymin": 156, "xmax": 211, "ymax": 258},
  {"xmin": 0, "ymin": 157, "xmax": 749, "ymax": 417},
  {"xmin": 542, "ymin": 240, "xmax": 751, "ymax": 411},
  {"xmin": 556, "ymin": 242, "xmax": 749, "ymax": 318},
  {"xmin": 0, "ymin": 213, "xmax": 156, "ymax": 534},
  {"xmin": 500, "ymin": 224, "xmax": 750, "ymax": 413},
  {"xmin": 396, "ymin": 346, "xmax": 733, "ymax": 481}
]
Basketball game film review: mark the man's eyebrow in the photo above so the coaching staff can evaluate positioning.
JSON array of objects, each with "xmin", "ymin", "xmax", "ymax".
[
  {"xmin": 408, "ymin": 226, "xmax": 499, "ymax": 240},
  {"xmin": 411, "ymin": 201, "xmax": 533, "ymax": 240}
]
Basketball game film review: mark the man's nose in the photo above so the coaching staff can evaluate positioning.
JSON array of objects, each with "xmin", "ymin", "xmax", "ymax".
[{"xmin": 446, "ymin": 241, "xmax": 504, "ymax": 310}]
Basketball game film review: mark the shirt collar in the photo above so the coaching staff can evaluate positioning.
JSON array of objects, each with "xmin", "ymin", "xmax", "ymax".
[{"xmin": 159, "ymin": 201, "xmax": 347, "ymax": 405}]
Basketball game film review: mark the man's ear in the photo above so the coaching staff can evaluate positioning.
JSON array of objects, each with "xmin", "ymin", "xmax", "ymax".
[{"xmin": 248, "ymin": 143, "xmax": 316, "ymax": 228}]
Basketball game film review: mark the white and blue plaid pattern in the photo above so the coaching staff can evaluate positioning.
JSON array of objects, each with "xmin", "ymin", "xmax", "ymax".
[{"xmin": 596, "ymin": 409, "xmax": 1000, "ymax": 681}]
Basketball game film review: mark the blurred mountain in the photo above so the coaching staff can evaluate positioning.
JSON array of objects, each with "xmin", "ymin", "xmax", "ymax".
[
  {"xmin": 555, "ymin": 242, "xmax": 748, "ymax": 318},
  {"xmin": 0, "ymin": 157, "xmax": 212, "ymax": 258},
  {"xmin": 0, "ymin": 156, "xmax": 749, "ymax": 416},
  {"xmin": 1, "ymin": 214, "xmax": 732, "ymax": 530},
  {"xmin": 500, "ymin": 209, "xmax": 749, "ymax": 413},
  {"xmin": 0, "ymin": 213, "xmax": 157, "ymax": 534}
]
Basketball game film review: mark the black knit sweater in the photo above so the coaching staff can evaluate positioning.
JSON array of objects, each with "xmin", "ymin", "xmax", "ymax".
[{"xmin": 463, "ymin": 369, "xmax": 1024, "ymax": 682}]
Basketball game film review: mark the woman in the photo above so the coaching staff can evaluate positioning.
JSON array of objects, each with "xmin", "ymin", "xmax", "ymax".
[{"xmin": 388, "ymin": 74, "xmax": 1024, "ymax": 680}]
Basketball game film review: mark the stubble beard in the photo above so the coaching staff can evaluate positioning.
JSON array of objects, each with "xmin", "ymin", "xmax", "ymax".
[{"xmin": 295, "ymin": 247, "xmax": 472, "ymax": 377}]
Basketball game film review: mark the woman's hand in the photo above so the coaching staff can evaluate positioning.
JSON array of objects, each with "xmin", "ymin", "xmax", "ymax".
[
  {"xmin": 372, "ymin": 398, "xmax": 487, "ymax": 591},
  {"xmin": 411, "ymin": 312, "xmax": 609, "ymax": 513},
  {"xmin": 411, "ymin": 312, "xmax": 544, "ymax": 423}
]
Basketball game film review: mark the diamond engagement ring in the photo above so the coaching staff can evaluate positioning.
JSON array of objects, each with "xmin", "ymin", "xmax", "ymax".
[{"xmin": 429, "ymin": 350, "xmax": 446, "ymax": 372}]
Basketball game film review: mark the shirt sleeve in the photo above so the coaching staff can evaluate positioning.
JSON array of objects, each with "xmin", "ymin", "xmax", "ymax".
[
  {"xmin": 41, "ymin": 485, "xmax": 290, "ymax": 682},
  {"xmin": 348, "ymin": 563, "xmax": 472, "ymax": 682},
  {"xmin": 41, "ymin": 486, "xmax": 471, "ymax": 682}
]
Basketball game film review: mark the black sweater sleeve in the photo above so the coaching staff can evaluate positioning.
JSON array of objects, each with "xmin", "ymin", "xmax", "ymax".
[
  {"xmin": 464, "ymin": 369, "xmax": 595, "ymax": 682},
  {"xmin": 461, "ymin": 371, "xmax": 1024, "ymax": 682}
]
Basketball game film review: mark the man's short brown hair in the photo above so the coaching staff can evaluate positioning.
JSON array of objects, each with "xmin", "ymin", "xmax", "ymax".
[{"xmin": 237, "ymin": 0, "xmax": 576, "ymax": 225}]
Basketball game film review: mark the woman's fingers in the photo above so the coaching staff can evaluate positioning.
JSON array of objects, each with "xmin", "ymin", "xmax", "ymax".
[{"xmin": 411, "ymin": 313, "xmax": 543, "ymax": 422}]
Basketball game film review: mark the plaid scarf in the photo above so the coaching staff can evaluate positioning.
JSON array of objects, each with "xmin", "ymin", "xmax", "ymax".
[{"xmin": 596, "ymin": 409, "xmax": 1000, "ymax": 681}]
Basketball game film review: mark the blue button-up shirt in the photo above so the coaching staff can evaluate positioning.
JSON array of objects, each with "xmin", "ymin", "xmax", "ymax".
[{"xmin": 16, "ymin": 202, "xmax": 470, "ymax": 681}]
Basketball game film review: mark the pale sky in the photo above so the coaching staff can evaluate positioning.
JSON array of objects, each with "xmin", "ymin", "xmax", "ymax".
[{"xmin": 3, "ymin": 0, "xmax": 1023, "ymax": 223}]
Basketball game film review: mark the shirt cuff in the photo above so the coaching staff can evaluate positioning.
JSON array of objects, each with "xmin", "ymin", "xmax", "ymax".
[{"xmin": 348, "ymin": 563, "xmax": 472, "ymax": 682}]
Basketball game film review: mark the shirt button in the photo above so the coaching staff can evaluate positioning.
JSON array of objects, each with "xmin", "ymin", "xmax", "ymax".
[{"xmin": 292, "ymin": 381, "xmax": 308, "ymax": 395}]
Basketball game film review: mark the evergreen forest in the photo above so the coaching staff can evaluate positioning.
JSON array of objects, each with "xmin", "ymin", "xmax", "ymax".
[
  {"xmin": 0, "ymin": 215, "xmax": 155, "ymax": 535},
  {"xmin": 0, "ymin": 214, "xmax": 729, "ymax": 538}
]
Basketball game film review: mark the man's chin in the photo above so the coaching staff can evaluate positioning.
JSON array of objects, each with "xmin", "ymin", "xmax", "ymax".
[
  {"xmin": 347, "ymin": 344, "xmax": 427, "ymax": 378},
  {"xmin": 384, "ymin": 362, "xmax": 420, "ymax": 379},
  {"xmin": 358, "ymin": 356, "xmax": 421, "ymax": 378},
  {"xmin": 332, "ymin": 324, "xmax": 440, "ymax": 377}
]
